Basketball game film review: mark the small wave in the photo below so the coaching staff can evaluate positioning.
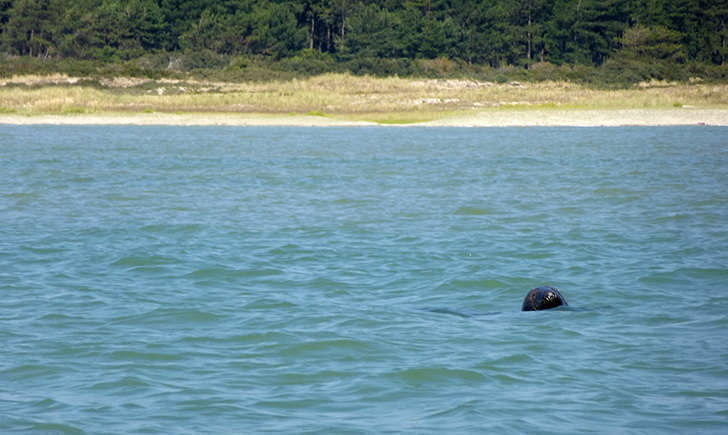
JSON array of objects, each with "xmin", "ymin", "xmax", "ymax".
[
  {"xmin": 593, "ymin": 186, "xmax": 640, "ymax": 196},
  {"xmin": 108, "ymin": 350, "xmax": 184, "ymax": 362},
  {"xmin": 556, "ymin": 206, "xmax": 586, "ymax": 214},
  {"xmin": 4, "ymin": 192, "xmax": 40, "ymax": 199},
  {"xmin": 39, "ymin": 313, "xmax": 78, "ymax": 321},
  {"xmin": 386, "ymin": 367, "xmax": 486, "ymax": 384},
  {"xmin": 31, "ymin": 398, "xmax": 62, "ymax": 409},
  {"xmin": 520, "ymin": 250, "xmax": 556, "ymax": 259},
  {"xmin": 643, "ymin": 313, "xmax": 692, "ymax": 326},
  {"xmin": 481, "ymin": 353, "xmax": 535, "ymax": 367},
  {"xmin": 332, "ymin": 197, "xmax": 376, "ymax": 206},
  {"xmin": 242, "ymin": 298, "xmax": 298, "ymax": 310},
  {"xmin": 29, "ymin": 423, "xmax": 84, "ymax": 435},
  {"xmin": 279, "ymin": 338, "xmax": 377, "ymax": 358},
  {"xmin": 454, "ymin": 206, "xmax": 495, "ymax": 215},
  {"xmin": 443, "ymin": 278, "xmax": 506, "ymax": 290},
  {"xmin": 21, "ymin": 245, "xmax": 67, "ymax": 255},
  {"xmin": 140, "ymin": 223, "xmax": 203, "ymax": 234},
  {"xmin": 181, "ymin": 330, "xmax": 295, "ymax": 345},
  {"xmin": 678, "ymin": 267, "xmax": 728, "ymax": 279},
  {"xmin": 176, "ymin": 399, "xmax": 243, "ymax": 414},
  {"xmin": 267, "ymin": 243, "xmax": 301, "ymax": 255},
  {"xmin": 70, "ymin": 176, "xmax": 94, "ymax": 183},
  {"xmin": 273, "ymin": 369, "xmax": 360, "ymax": 386},
  {"xmin": 638, "ymin": 271, "xmax": 689, "ymax": 285},
  {"xmin": 111, "ymin": 308, "xmax": 224, "ymax": 326},
  {"xmin": 184, "ymin": 267, "xmax": 283, "ymax": 280},
  {"xmin": 103, "ymin": 194, "xmax": 142, "ymax": 202},
  {"xmin": 639, "ymin": 267, "xmax": 728, "ymax": 286},
  {"xmin": 653, "ymin": 213, "xmax": 692, "ymax": 223},
  {"xmin": 255, "ymin": 397, "xmax": 332, "ymax": 411},
  {"xmin": 1, "ymin": 364, "xmax": 63, "ymax": 380},
  {"xmin": 90, "ymin": 376, "xmax": 151, "ymax": 390},
  {"xmin": 111, "ymin": 254, "xmax": 180, "ymax": 268},
  {"xmin": 427, "ymin": 307, "xmax": 473, "ymax": 318},
  {"xmin": 302, "ymin": 276, "xmax": 351, "ymax": 291},
  {"xmin": 425, "ymin": 399, "xmax": 480, "ymax": 419}
]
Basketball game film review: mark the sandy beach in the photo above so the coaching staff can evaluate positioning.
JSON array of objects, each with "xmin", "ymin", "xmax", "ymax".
[
  {"xmin": 3, "ymin": 73, "xmax": 728, "ymax": 127},
  {"xmin": 0, "ymin": 113, "xmax": 375, "ymax": 127},
  {"xmin": 424, "ymin": 108, "xmax": 728, "ymax": 127},
  {"xmin": 1, "ymin": 108, "xmax": 727, "ymax": 127}
]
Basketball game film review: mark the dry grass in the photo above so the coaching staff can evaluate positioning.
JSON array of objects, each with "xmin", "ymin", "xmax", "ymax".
[{"xmin": 1, "ymin": 73, "xmax": 727, "ymax": 119}]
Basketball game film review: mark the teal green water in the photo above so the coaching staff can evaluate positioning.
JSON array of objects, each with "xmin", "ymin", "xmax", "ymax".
[{"xmin": 1, "ymin": 125, "xmax": 727, "ymax": 433}]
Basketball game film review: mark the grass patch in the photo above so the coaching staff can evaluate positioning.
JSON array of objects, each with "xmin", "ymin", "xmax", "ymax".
[
  {"xmin": 61, "ymin": 106, "xmax": 86, "ymax": 114},
  {"xmin": 305, "ymin": 110, "xmax": 327, "ymax": 117},
  {"xmin": 532, "ymin": 102, "xmax": 560, "ymax": 109},
  {"xmin": 362, "ymin": 111, "xmax": 451, "ymax": 125},
  {"xmin": 1, "ymin": 73, "xmax": 726, "ymax": 117}
]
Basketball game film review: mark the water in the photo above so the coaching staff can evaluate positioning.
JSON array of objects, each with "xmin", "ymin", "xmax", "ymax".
[{"xmin": 1, "ymin": 125, "xmax": 727, "ymax": 433}]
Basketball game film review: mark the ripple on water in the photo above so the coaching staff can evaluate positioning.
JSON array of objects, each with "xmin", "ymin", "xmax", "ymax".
[
  {"xmin": 110, "ymin": 308, "xmax": 225, "ymax": 326},
  {"xmin": 111, "ymin": 254, "xmax": 181, "ymax": 268},
  {"xmin": 453, "ymin": 206, "xmax": 500, "ymax": 216},
  {"xmin": 89, "ymin": 376, "xmax": 152, "ymax": 391},
  {"xmin": 183, "ymin": 266, "xmax": 284, "ymax": 280},
  {"xmin": 107, "ymin": 350, "xmax": 186, "ymax": 363},
  {"xmin": 386, "ymin": 367, "xmax": 487, "ymax": 385},
  {"xmin": 2, "ymin": 125, "xmax": 728, "ymax": 433},
  {"xmin": 28, "ymin": 423, "xmax": 84, "ymax": 435},
  {"xmin": 278, "ymin": 338, "xmax": 380, "ymax": 359}
]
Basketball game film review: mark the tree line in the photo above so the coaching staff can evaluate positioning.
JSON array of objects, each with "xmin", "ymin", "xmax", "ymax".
[{"xmin": 1, "ymin": 0, "xmax": 726, "ymax": 76}]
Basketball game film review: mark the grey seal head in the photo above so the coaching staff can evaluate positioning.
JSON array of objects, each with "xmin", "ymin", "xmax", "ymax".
[{"xmin": 522, "ymin": 286, "xmax": 568, "ymax": 311}]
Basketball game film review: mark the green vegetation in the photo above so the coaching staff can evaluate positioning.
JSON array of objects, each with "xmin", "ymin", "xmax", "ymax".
[
  {"xmin": 1, "ymin": 1, "xmax": 727, "ymax": 86},
  {"xmin": 2, "ymin": 73, "xmax": 727, "ymax": 118}
]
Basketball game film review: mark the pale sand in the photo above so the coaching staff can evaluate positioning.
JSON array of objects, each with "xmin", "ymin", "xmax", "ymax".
[
  {"xmin": 423, "ymin": 108, "xmax": 728, "ymax": 127},
  {"xmin": 0, "ymin": 108, "xmax": 726, "ymax": 127},
  {"xmin": 0, "ymin": 113, "xmax": 375, "ymax": 127}
]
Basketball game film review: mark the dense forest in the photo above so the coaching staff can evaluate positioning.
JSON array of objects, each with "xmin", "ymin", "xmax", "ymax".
[{"xmin": 1, "ymin": 0, "xmax": 727, "ymax": 82}]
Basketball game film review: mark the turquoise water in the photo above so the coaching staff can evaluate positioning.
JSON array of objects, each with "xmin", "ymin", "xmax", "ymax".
[{"xmin": 1, "ymin": 125, "xmax": 727, "ymax": 433}]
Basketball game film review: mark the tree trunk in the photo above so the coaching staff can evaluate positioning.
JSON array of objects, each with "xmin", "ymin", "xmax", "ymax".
[
  {"xmin": 722, "ymin": 21, "xmax": 726, "ymax": 65},
  {"xmin": 310, "ymin": 15, "xmax": 315, "ymax": 50},
  {"xmin": 528, "ymin": 10, "xmax": 532, "ymax": 61}
]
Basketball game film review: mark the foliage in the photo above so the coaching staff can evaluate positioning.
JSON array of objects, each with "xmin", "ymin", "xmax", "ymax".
[
  {"xmin": 0, "ymin": 0, "xmax": 727, "ymax": 85},
  {"xmin": 619, "ymin": 25, "xmax": 686, "ymax": 62}
]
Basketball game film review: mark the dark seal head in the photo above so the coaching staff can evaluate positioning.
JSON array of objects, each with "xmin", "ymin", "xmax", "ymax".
[{"xmin": 522, "ymin": 286, "xmax": 568, "ymax": 311}]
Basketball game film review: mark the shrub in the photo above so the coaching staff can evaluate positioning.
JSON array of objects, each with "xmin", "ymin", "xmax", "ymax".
[
  {"xmin": 167, "ymin": 50, "xmax": 229, "ymax": 71},
  {"xmin": 415, "ymin": 57, "xmax": 459, "ymax": 78},
  {"xmin": 343, "ymin": 57, "xmax": 415, "ymax": 77},
  {"xmin": 275, "ymin": 49, "xmax": 338, "ymax": 76}
]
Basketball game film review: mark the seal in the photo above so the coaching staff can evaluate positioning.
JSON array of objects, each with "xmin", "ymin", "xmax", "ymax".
[{"xmin": 522, "ymin": 286, "xmax": 568, "ymax": 311}]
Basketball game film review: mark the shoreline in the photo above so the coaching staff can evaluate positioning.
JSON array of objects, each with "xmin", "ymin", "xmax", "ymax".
[{"xmin": 1, "ymin": 108, "xmax": 726, "ymax": 127}]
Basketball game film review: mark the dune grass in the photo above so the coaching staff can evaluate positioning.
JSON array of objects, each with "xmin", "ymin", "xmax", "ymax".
[{"xmin": 1, "ymin": 73, "xmax": 727, "ymax": 122}]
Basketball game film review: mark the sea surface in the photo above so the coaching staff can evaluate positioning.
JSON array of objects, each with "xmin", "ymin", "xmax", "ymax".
[{"xmin": 1, "ymin": 125, "xmax": 727, "ymax": 433}]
